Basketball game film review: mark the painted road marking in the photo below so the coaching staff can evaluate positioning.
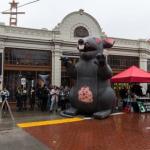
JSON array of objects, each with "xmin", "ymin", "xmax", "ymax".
[
  {"xmin": 17, "ymin": 117, "xmax": 84, "ymax": 128},
  {"xmin": 18, "ymin": 112, "xmax": 125, "ymax": 128}
]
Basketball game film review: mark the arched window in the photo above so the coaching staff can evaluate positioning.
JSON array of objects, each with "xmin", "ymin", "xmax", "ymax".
[{"xmin": 74, "ymin": 26, "xmax": 89, "ymax": 37}]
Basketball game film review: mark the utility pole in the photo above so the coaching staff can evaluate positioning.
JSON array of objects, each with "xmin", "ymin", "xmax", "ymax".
[
  {"xmin": 2, "ymin": 0, "xmax": 25, "ymax": 26},
  {"xmin": 1, "ymin": 0, "xmax": 40, "ymax": 26}
]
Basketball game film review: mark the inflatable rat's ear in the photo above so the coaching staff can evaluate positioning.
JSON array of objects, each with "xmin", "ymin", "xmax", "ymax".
[{"xmin": 103, "ymin": 38, "xmax": 115, "ymax": 48}]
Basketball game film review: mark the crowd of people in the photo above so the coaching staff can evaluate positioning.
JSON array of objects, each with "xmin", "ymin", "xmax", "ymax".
[
  {"xmin": 0, "ymin": 84, "xmax": 70, "ymax": 113},
  {"xmin": 118, "ymin": 84, "xmax": 148, "ymax": 112},
  {"xmin": 1, "ymin": 82, "xmax": 150, "ymax": 113}
]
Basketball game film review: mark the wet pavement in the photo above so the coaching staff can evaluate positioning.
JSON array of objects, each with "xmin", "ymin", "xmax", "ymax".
[
  {"xmin": 24, "ymin": 113, "xmax": 150, "ymax": 150},
  {"xmin": 0, "ymin": 108, "xmax": 150, "ymax": 150}
]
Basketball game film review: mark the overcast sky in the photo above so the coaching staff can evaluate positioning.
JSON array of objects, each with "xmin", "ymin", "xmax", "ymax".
[{"xmin": 0, "ymin": 0, "xmax": 150, "ymax": 40}]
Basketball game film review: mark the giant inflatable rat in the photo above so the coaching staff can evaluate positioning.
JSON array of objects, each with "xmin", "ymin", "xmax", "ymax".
[{"xmin": 61, "ymin": 37, "xmax": 116, "ymax": 119}]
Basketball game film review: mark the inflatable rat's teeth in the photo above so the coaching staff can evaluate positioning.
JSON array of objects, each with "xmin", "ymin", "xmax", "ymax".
[{"xmin": 79, "ymin": 44, "xmax": 85, "ymax": 50}]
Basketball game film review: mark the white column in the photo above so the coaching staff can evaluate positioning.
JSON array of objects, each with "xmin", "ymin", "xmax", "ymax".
[
  {"xmin": 139, "ymin": 53, "xmax": 148, "ymax": 91},
  {"xmin": 0, "ymin": 47, "xmax": 4, "ymax": 90},
  {"xmin": 51, "ymin": 45, "xmax": 62, "ymax": 87},
  {"xmin": 139, "ymin": 53, "xmax": 147, "ymax": 71}
]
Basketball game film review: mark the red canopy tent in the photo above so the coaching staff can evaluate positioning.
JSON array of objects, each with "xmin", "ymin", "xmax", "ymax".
[{"xmin": 111, "ymin": 65, "xmax": 150, "ymax": 83}]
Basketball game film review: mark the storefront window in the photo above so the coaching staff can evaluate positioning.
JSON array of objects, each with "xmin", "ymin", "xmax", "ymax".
[
  {"xmin": 4, "ymin": 48, "xmax": 52, "ymax": 101},
  {"xmin": 4, "ymin": 48, "xmax": 51, "ymax": 66},
  {"xmin": 108, "ymin": 55, "xmax": 139, "ymax": 71},
  {"xmin": 4, "ymin": 70, "xmax": 51, "ymax": 100},
  {"xmin": 74, "ymin": 26, "xmax": 89, "ymax": 37}
]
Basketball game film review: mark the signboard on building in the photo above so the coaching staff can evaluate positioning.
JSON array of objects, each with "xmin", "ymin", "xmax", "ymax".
[
  {"xmin": 144, "ymin": 102, "xmax": 150, "ymax": 112},
  {"xmin": 137, "ymin": 100, "xmax": 150, "ymax": 112}
]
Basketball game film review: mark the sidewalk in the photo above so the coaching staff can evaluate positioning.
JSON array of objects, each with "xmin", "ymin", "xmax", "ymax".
[
  {"xmin": 0, "ymin": 109, "xmax": 62, "ymax": 150},
  {"xmin": 0, "ymin": 127, "xmax": 50, "ymax": 150}
]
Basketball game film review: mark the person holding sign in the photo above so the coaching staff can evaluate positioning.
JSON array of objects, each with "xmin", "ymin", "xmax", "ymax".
[{"xmin": 0, "ymin": 87, "xmax": 10, "ymax": 110}]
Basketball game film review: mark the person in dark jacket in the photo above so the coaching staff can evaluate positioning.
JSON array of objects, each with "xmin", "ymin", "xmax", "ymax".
[
  {"xmin": 41, "ymin": 84, "xmax": 49, "ymax": 111},
  {"xmin": 30, "ymin": 87, "xmax": 36, "ymax": 110},
  {"xmin": 15, "ymin": 87, "xmax": 22, "ymax": 111},
  {"xmin": 22, "ymin": 87, "xmax": 27, "ymax": 110}
]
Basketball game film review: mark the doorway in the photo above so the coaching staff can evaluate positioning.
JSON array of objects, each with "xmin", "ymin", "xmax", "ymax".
[{"xmin": 4, "ymin": 70, "xmax": 51, "ymax": 101}]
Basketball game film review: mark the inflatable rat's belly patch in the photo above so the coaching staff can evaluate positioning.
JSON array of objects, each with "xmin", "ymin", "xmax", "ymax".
[{"xmin": 78, "ymin": 86, "xmax": 93, "ymax": 103}]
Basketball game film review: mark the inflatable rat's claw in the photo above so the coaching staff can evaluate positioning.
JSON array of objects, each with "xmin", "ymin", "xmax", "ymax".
[
  {"xmin": 60, "ymin": 56, "xmax": 70, "ymax": 66},
  {"xmin": 60, "ymin": 56, "xmax": 69, "ymax": 61}
]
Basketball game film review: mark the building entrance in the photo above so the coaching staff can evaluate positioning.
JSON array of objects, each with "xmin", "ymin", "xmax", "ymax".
[
  {"xmin": 4, "ymin": 70, "xmax": 51, "ymax": 101},
  {"xmin": 4, "ymin": 47, "xmax": 52, "ymax": 101}
]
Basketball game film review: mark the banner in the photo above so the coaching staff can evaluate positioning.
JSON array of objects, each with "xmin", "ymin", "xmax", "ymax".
[
  {"xmin": 38, "ymin": 74, "xmax": 49, "ymax": 87},
  {"xmin": 21, "ymin": 78, "xmax": 26, "ymax": 85},
  {"xmin": 137, "ymin": 101, "xmax": 150, "ymax": 112}
]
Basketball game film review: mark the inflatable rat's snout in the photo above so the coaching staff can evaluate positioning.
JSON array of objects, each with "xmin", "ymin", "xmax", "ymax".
[
  {"xmin": 78, "ymin": 39, "xmax": 84, "ymax": 45},
  {"xmin": 78, "ymin": 39, "xmax": 85, "ymax": 51}
]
